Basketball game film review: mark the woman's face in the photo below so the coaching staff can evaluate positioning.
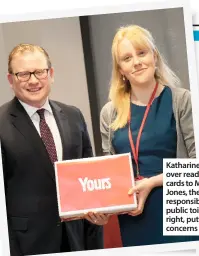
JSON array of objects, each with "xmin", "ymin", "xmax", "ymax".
[{"xmin": 117, "ymin": 38, "xmax": 157, "ymax": 86}]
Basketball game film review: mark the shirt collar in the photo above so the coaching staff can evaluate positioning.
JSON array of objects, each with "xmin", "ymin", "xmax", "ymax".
[{"xmin": 18, "ymin": 98, "xmax": 53, "ymax": 118}]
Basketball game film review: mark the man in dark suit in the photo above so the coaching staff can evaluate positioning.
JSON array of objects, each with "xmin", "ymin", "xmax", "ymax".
[{"xmin": 0, "ymin": 43, "xmax": 103, "ymax": 256}]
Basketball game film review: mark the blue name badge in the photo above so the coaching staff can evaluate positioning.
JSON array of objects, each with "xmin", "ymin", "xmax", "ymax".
[{"xmin": 194, "ymin": 30, "xmax": 199, "ymax": 41}]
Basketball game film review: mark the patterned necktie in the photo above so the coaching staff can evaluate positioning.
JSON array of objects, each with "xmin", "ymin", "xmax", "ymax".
[{"xmin": 37, "ymin": 108, "xmax": 58, "ymax": 163}]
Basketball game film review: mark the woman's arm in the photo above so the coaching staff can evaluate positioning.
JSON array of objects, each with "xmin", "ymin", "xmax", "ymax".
[
  {"xmin": 100, "ymin": 102, "xmax": 113, "ymax": 155},
  {"xmin": 128, "ymin": 174, "xmax": 163, "ymax": 216},
  {"xmin": 178, "ymin": 90, "xmax": 195, "ymax": 158},
  {"xmin": 148, "ymin": 173, "xmax": 163, "ymax": 187}
]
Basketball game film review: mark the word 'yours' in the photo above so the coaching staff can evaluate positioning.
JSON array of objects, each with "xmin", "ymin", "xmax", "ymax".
[{"xmin": 78, "ymin": 177, "xmax": 111, "ymax": 192}]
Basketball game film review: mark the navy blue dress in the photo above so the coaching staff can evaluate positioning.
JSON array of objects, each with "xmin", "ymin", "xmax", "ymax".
[{"xmin": 112, "ymin": 86, "xmax": 196, "ymax": 246}]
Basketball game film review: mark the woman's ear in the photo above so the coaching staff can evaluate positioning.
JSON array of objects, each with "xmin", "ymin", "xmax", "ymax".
[{"xmin": 119, "ymin": 68, "xmax": 124, "ymax": 76}]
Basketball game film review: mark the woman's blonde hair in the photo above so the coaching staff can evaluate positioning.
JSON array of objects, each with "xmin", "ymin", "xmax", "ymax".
[{"xmin": 109, "ymin": 25, "xmax": 180, "ymax": 131}]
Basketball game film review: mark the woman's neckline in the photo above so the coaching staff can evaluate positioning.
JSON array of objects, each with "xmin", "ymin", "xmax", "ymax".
[{"xmin": 131, "ymin": 85, "xmax": 167, "ymax": 107}]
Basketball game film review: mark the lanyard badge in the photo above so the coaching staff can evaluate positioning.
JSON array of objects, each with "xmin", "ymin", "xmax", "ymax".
[{"xmin": 128, "ymin": 82, "xmax": 159, "ymax": 181}]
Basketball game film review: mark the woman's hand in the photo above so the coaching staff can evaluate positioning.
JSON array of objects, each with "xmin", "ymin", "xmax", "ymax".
[
  {"xmin": 128, "ymin": 174, "xmax": 163, "ymax": 216},
  {"xmin": 84, "ymin": 212, "xmax": 111, "ymax": 225}
]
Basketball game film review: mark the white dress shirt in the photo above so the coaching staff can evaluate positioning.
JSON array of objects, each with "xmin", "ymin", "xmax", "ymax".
[{"xmin": 19, "ymin": 99, "xmax": 63, "ymax": 161}]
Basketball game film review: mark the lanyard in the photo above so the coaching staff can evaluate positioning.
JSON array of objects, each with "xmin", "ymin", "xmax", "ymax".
[{"xmin": 128, "ymin": 82, "xmax": 158, "ymax": 180}]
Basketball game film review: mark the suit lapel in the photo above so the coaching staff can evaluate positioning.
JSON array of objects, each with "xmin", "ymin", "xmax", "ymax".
[
  {"xmin": 10, "ymin": 97, "xmax": 56, "ymax": 181},
  {"xmin": 50, "ymin": 100, "xmax": 72, "ymax": 160}
]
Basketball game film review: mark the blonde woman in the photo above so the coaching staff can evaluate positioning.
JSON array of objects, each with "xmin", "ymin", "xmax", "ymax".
[{"xmin": 97, "ymin": 25, "xmax": 196, "ymax": 246}]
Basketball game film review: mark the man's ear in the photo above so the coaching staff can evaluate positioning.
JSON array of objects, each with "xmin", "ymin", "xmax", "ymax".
[
  {"xmin": 7, "ymin": 73, "xmax": 14, "ymax": 89},
  {"xmin": 49, "ymin": 67, "xmax": 54, "ymax": 83}
]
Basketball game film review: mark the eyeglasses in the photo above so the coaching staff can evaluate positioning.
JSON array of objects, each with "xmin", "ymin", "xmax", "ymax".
[{"xmin": 13, "ymin": 69, "xmax": 49, "ymax": 82}]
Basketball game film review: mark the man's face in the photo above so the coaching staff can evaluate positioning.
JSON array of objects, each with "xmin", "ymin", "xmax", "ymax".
[{"xmin": 7, "ymin": 50, "xmax": 54, "ymax": 108}]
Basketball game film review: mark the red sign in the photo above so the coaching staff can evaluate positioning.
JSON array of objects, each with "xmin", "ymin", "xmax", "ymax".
[{"xmin": 55, "ymin": 153, "xmax": 137, "ymax": 219}]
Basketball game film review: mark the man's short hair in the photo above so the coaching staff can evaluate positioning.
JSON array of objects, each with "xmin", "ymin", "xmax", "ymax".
[{"xmin": 8, "ymin": 43, "xmax": 52, "ymax": 73}]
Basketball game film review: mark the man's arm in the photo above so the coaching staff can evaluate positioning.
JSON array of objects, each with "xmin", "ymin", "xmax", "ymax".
[
  {"xmin": 78, "ymin": 110, "xmax": 93, "ymax": 159},
  {"xmin": 1, "ymin": 145, "xmax": 23, "ymax": 256},
  {"xmin": 84, "ymin": 219, "xmax": 104, "ymax": 250}
]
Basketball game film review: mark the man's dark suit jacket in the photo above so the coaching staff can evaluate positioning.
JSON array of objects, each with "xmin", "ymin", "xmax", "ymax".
[{"xmin": 0, "ymin": 97, "xmax": 103, "ymax": 256}]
